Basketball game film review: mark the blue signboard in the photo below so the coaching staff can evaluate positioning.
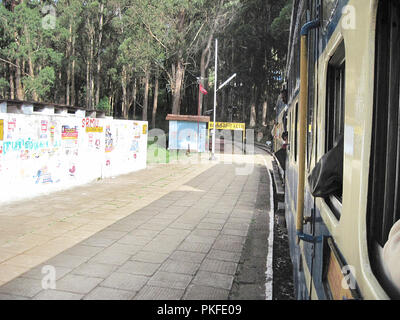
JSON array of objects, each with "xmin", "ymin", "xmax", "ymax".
[{"xmin": 168, "ymin": 121, "xmax": 207, "ymax": 153}]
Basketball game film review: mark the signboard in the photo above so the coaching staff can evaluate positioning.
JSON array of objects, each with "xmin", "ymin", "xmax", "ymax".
[
  {"xmin": 86, "ymin": 126, "xmax": 103, "ymax": 133},
  {"xmin": 0, "ymin": 119, "xmax": 3, "ymax": 141},
  {"xmin": 208, "ymin": 122, "xmax": 245, "ymax": 131}
]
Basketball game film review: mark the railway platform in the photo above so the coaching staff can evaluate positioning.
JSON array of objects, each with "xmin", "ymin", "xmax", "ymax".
[{"xmin": 0, "ymin": 152, "xmax": 274, "ymax": 300}]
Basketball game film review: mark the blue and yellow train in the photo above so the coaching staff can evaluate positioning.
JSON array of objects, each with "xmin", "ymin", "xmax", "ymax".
[{"xmin": 279, "ymin": 0, "xmax": 400, "ymax": 300}]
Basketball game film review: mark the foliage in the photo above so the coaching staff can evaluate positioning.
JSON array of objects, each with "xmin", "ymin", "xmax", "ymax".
[
  {"xmin": 0, "ymin": 0, "xmax": 292, "ymax": 126},
  {"xmin": 97, "ymin": 96, "xmax": 111, "ymax": 114}
]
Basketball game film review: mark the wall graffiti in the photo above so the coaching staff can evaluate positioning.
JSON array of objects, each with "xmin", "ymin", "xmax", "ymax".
[{"xmin": 0, "ymin": 114, "xmax": 148, "ymax": 203}]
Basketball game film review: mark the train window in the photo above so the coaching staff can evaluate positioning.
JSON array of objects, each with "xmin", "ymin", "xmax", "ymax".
[
  {"xmin": 368, "ymin": 0, "xmax": 400, "ymax": 247},
  {"xmin": 368, "ymin": 0, "xmax": 400, "ymax": 299},
  {"xmin": 324, "ymin": 41, "xmax": 345, "ymax": 218},
  {"xmin": 326, "ymin": 42, "xmax": 345, "ymax": 153}
]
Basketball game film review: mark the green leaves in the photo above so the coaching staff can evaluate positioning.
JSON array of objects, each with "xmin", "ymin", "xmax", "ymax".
[
  {"xmin": 23, "ymin": 66, "xmax": 55, "ymax": 100},
  {"xmin": 0, "ymin": 0, "xmax": 290, "ymax": 123}
]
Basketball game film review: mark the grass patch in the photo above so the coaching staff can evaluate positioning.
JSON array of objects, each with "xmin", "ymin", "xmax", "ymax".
[{"xmin": 147, "ymin": 144, "xmax": 196, "ymax": 164}]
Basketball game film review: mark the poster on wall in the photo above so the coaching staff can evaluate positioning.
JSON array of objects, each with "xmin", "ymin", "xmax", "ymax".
[
  {"xmin": 40, "ymin": 120, "xmax": 48, "ymax": 139},
  {"xmin": 0, "ymin": 119, "xmax": 3, "ymax": 141},
  {"xmin": 105, "ymin": 126, "xmax": 114, "ymax": 153},
  {"xmin": 7, "ymin": 118, "xmax": 16, "ymax": 139},
  {"xmin": 133, "ymin": 122, "xmax": 141, "ymax": 139},
  {"xmin": 61, "ymin": 126, "xmax": 78, "ymax": 140}
]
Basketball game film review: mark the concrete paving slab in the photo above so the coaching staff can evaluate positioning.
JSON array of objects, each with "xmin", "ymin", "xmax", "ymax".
[
  {"xmin": 0, "ymin": 277, "xmax": 43, "ymax": 298},
  {"xmin": 61, "ymin": 245, "xmax": 103, "ymax": 258},
  {"xmin": 199, "ymin": 259, "xmax": 238, "ymax": 275},
  {"xmin": 148, "ymin": 271, "xmax": 192, "ymax": 290},
  {"xmin": 101, "ymin": 272, "xmax": 148, "ymax": 292},
  {"xmin": 84, "ymin": 287, "xmax": 136, "ymax": 300},
  {"xmin": 192, "ymin": 271, "xmax": 234, "ymax": 290},
  {"xmin": 133, "ymin": 286, "xmax": 184, "ymax": 300},
  {"xmin": 160, "ymin": 259, "xmax": 200, "ymax": 275},
  {"xmin": 169, "ymin": 251, "xmax": 206, "ymax": 264},
  {"xmin": 183, "ymin": 285, "xmax": 230, "ymax": 300},
  {"xmin": 33, "ymin": 290, "xmax": 83, "ymax": 300},
  {"xmin": 72, "ymin": 263, "xmax": 117, "ymax": 279},
  {"xmin": 89, "ymin": 251, "xmax": 130, "ymax": 266},
  {"xmin": 206, "ymin": 249, "xmax": 242, "ymax": 263},
  {"xmin": 46, "ymin": 254, "xmax": 89, "ymax": 269},
  {"xmin": 178, "ymin": 241, "xmax": 212, "ymax": 254},
  {"xmin": 117, "ymin": 261, "xmax": 160, "ymax": 276},
  {"xmin": 131, "ymin": 251, "xmax": 170, "ymax": 264},
  {"xmin": 56, "ymin": 274, "xmax": 103, "ymax": 294},
  {"xmin": 21, "ymin": 265, "xmax": 72, "ymax": 281}
]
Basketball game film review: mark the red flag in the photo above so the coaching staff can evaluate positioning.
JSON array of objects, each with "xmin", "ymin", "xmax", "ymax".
[{"xmin": 199, "ymin": 83, "xmax": 208, "ymax": 95}]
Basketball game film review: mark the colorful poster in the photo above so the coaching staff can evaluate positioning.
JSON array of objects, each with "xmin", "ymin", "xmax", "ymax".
[
  {"xmin": 133, "ymin": 122, "xmax": 141, "ymax": 139},
  {"xmin": 130, "ymin": 140, "xmax": 139, "ymax": 153},
  {"xmin": 61, "ymin": 126, "xmax": 78, "ymax": 140},
  {"xmin": 105, "ymin": 126, "xmax": 114, "ymax": 153},
  {"xmin": 0, "ymin": 120, "xmax": 3, "ymax": 141}
]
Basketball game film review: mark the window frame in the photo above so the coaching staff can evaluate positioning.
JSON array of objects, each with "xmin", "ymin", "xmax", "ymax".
[{"xmin": 324, "ymin": 41, "xmax": 346, "ymax": 219}]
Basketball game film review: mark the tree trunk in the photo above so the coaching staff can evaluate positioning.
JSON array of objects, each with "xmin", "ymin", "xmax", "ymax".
[
  {"xmin": 221, "ymin": 89, "xmax": 226, "ymax": 120},
  {"xmin": 86, "ymin": 20, "xmax": 95, "ymax": 109},
  {"xmin": 249, "ymin": 88, "xmax": 257, "ymax": 128},
  {"xmin": 9, "ymin": 65, "xmax": 14, "ymax": 99},
  {"xmin": 15, "ymin": 57, "xmax": 24, "ymax": 100},
  {"xmin": 66, "ymin": 22, "xmax": 72, "ymax": 105},
  {"xmin": 143, "ymin": 68, "xmax": 150, "ymax": 121},
  {"xmin": 25, "ymin": 26, "xmax": 38, "ymax": 101},
  {"xmin": 262, "ymin": 99, "xmax": 268, "ymax": 126},
  {"xmin": 121, "ymin": 66, "xmax": 128, "ymax": 119},
  {"xmin": 199, "ymin": 49, "xmax": 208, "ymax": 115},
  {"xmin": 95, "ymin": 2, "xmax": 104, "ymax": 107},
  {"xmin": 132, "ymin": 78, "xmax": 137, "ymax": 119},
  {"xmin": 172, "ymin": 57, "xmax": 184, "ymax": 115},
  {"xmin": 71, "ymin": 35, "xmax": 76, "ymax": 105},
  {"xmin": 152, "ymin": 74, "xmax": 159, "ymax": 128}
]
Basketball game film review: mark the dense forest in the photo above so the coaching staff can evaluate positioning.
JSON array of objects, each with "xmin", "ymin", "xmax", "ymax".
[{"xmin": 0, "ymin": 0, "xmax": 291, "ymax": 131}]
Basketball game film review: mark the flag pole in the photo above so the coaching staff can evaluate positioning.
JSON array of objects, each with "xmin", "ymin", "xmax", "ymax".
[{"xmin": 197, "ymin": 82, "xmax": 201, "ymax": 152}]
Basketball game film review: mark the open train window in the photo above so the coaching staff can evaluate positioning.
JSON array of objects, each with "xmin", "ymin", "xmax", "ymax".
[
  {"xmin": 367, "ymin": 0, "xmax": 400, "ymax": 299},
  {"xmin": 324, "ymin": 41, "xmax": 345, "ymax": 219}
]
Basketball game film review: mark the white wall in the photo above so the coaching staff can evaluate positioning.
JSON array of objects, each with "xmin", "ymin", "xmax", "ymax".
[{"xmin": 0, "ymin": 113, "xmax": 148, "ymax": 203}]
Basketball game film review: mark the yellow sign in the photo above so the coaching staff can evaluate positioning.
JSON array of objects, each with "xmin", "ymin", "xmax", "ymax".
[
  {"xmin": 143, "ymin": 124, "xmax": 148, "ymax": 135},
  {"xmin": 86, "ymin": 127, "xmax": 103, "ymax": 133},
  {"xmin": 0, "ymin": 120, "xmax": 3, "ymax": 141},
  {"xmin": 208, "ymin": 122, "xmax": 245, "ymax": 131}
]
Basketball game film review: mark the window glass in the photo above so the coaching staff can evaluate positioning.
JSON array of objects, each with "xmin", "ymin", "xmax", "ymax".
[
  {"xmin": 368, "ymin": 0, "xmax": 400, "ymax": 299},
  {"xmin": 324, "ymin": 41, "xmax": 345, "ymax": 216},
  {"xmin": 368, "ymin": 0, "xmax": 400, "ymax": 246}
]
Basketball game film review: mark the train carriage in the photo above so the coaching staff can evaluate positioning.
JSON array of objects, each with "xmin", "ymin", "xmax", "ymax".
[{"xmin": 283, "ymin": 0, "xmax": 400, "ymax": 299}]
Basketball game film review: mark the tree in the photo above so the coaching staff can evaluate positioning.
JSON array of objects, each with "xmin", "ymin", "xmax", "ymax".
[{"xmin": 0, "ymin": 0, "xmax": 292, "ymax": 128}]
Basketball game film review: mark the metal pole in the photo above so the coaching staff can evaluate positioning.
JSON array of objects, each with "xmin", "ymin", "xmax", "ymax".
[{"xmin": 211, "ymin": 38, "xmax": 218, "ymax": 160}]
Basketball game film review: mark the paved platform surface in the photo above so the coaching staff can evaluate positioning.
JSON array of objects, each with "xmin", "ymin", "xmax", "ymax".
[{"xmin": 0, "ymin": 153, "xmax": 273, "ymax": 300}]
